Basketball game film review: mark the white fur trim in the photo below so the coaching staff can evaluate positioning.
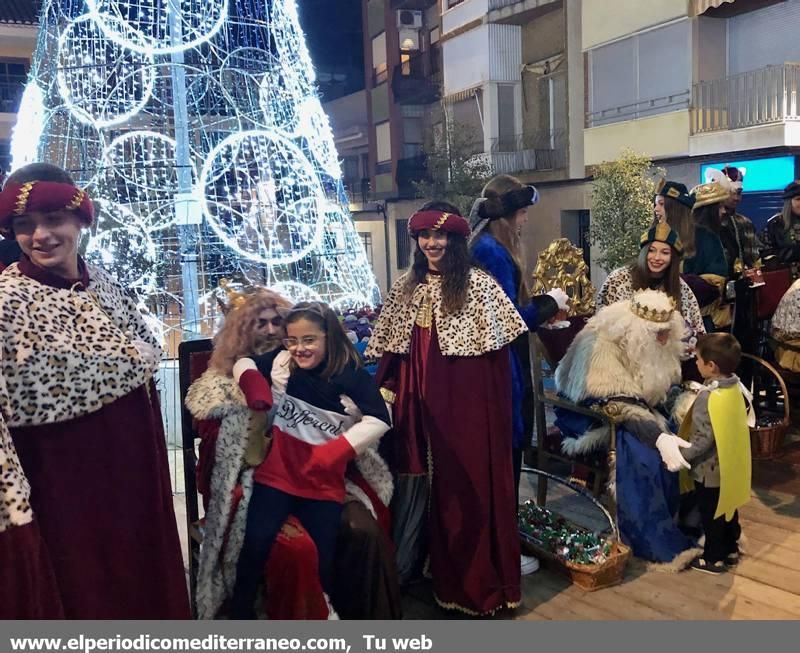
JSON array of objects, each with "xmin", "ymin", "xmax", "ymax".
[{"xmin": 561, "ymin": 426, "xmax": 610, "ymax": 456}]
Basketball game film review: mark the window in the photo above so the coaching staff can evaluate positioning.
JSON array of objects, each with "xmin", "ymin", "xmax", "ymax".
[
  {"xmin": 588, "ymin": 21, "xmax": 690, "ymax": 126},
  {"xmin": 372, "ymin": 32, "xmax": 388, "ymax": 85},
  {"xmin": 0, "ymin": 140, "xmax": 10, "ymax": 177},
  {"xmin": 359, "ymin": 232, "xmax": 374, "ymax": 267},
  {"xmin": 376, "ymin": 121, "xmax": 392, "ymax": 163},
  {"xmin": 395, "ymin": 219, "xmax": 411, "ymax": 269},
  {"xmin": 446, "ymin": 0, "xmax": 466, "ymax": 8},
  {"xmin": 0, "ymin": 59, "xmax": 28, "ymax": 114}
]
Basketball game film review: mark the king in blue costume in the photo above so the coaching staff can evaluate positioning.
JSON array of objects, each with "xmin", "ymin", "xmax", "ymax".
[{"xmin": 554, "ymin": 290, "xmax": 701, "ymax": 567}]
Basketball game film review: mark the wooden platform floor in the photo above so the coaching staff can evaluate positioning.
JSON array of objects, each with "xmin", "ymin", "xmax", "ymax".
[{"xmin": 402, "ymin": 474, "xmax": 800, "ymax": 620}]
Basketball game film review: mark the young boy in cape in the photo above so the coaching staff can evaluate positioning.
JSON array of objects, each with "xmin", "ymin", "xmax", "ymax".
[{"xmin": 680, "ymin": 333, "xmax": 752, "ymax": 574}]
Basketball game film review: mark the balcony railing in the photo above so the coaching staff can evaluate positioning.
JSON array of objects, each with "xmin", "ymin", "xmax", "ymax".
[
  {"xmin": 586, "ymin": 90, "xmax": 690, "ymax": 127},
  {"xmin": 691, "ymin": 63, "xmax": 800, "ymax": 134},
  {"xmin": 392, "ymin": 52, "xmax": 440, "ymax": 105},
  {"xmin": 490, "ymin": 129, "xmax": 567, "ymax": 174},
  {"xmin": 488, "ymin": 0, "xmax": 558, "ymax": 10}
]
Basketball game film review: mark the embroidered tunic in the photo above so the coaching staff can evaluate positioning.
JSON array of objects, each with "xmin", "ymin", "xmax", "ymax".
[{"xmin": 0, "ymin": 256, "xmax": 189, "ymax": 619}]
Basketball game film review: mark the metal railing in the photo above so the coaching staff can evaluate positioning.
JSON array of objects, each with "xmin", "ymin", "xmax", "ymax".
[
  {"xmin": 586, "ymin": 89, "xmax": 690, "ymax": 127},
  {"xmin": 490, "ymin": 128, "xmax": 567, "ymax": 173},
  {"xmin": 691, "ymin": 63, "xmax": 800, "ymax": 134},
  {"xmin": 489, "ymin": 0, "xmax": 557, "ymax": 10}
]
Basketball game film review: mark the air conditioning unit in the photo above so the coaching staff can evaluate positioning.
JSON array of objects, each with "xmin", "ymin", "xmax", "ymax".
[{"xmin": 397, "ymin": 9, "xmax": 423, "ymax": 29}]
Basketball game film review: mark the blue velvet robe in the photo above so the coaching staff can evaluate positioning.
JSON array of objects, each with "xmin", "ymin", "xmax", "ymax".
[
  {"xmin": 471, "ymin": 233, "xmax": 558, "ymax": 448},
  {"xmin": 554, "ymin": 406, "xmax": 697, "ymax": 563}
]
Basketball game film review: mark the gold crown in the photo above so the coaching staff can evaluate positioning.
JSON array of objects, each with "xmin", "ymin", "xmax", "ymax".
[
  {"xmin": 219, "ymin": 279, "xmax": 248, "ymax": 311},
  {"xmin": 690, "ymin": 180, "xmax": 731, "ymax": 209},
  {"xmin": 630, "ymin": 295, "xmax": 676, "ymax": 323}
]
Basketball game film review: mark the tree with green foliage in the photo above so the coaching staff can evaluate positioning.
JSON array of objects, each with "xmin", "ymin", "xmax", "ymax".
[
  {"xmin": 414, "ymin": 119, "xmax": 493, "ymax": 216},
  {"xmin": 590, "ymin": 149, "xmax": 665, "ymax": 272}
]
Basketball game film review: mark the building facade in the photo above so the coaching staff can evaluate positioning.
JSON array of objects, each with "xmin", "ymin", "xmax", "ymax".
[
  {"xmin": 583, "ymin": 0, "xmax": 800, "ymax": 234},
  {"xmin": 0, "ymin": 1, "xmax": 38, "ymax": 176}
]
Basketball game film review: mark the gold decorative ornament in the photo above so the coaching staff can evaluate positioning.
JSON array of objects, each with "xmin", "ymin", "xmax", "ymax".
[
  {"xmin": 434, "ymin": 212, "xmax": 450, "ymax": 230},
  {"xmin": 530, "ymin": 238, "xmax": 595, "ymax": 316},
  {"xmin": 14, "ymin": 181, "xmax": 37, "ymax": 215},
  {"xmin": 415, "ymin": 281, "xmax": 434, "ymax": 328},
  {"xmin": 65, "ymin": 189, "xmax": 85, "ymax": 211}
]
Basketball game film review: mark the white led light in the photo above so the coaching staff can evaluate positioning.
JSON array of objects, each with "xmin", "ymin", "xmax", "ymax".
[
  {"xmin": 57, "ymin": 13, "xmax": 155, "ymax": 128},
  {"xmin": 10, "ymin": 80, "xmax": 46, "ymax": 171},
  {"xmin": 22, "ymin": 0, "xmax": 381, "ymax": 336},
  {"xmin": 86, "ymin": 0, "xmax": 229, "ymax": 56}
]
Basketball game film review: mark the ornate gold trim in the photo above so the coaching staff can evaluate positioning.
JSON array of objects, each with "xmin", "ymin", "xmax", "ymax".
[
  {"xmin": 379, "ymin": 387, "xmax": 396, "ymax": 404},
  {"xmin": 65, "ymin": 189, "xmax": 85, "ymax": 211},
  {"xmin": 13, "ymin": 181, "xmax": 37, "ymax": 215}
]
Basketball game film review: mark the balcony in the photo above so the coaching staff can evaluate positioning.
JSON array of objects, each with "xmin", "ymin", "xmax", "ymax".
[
  {"xmin": 392, "ymin": 52, "xmax": 440, "ymax": 106},
  {"xmin": 586, "ymin": 90, "xmax": 690, "ymax": 128},
  {"xmin": 396, "ymin": 155, "xmax": 428, "ymax": 198},
  {"xmin": 490, "ymin": 129, "xmax": 567, "ymax": 174},
  {"xmin": 488, "ymin": 0, "xmax": 561, "ymax": 24},
  {"xmin": 390, "ymin": 0, "xmax": 436, "ymax": 9},
  {"xmin": 691, "ymin": 63, "xmax": 800, "ymax": 134},
  {"xmin": 690, "ymin": 63, "xmax": 800, "ymax": 156}
]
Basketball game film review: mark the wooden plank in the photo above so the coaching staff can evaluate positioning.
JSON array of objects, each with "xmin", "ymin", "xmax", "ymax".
[
  {"xmin": 644, "ymin": 562, "xmax": 800, "ymax": 620},
  {"xmin": 737, "ymin": 520, "xmax": 800, "ymax": 549},
  {"xmin": 739, "ymin": 502, "xmax": 800, "ymax": 531},
  {"xmin": 553, "ymin": 579, "xmax": 672, "ymax": 620},
  {"xmin": 732, "ymin": 556, "xmax": 800, "ymax": 595},
  {"xmin": 739, "ymin": 536, "xmax": 800, "ymax": 573},
  {"xmin": 613, "ymin": 572, "xmax": 730, "ymax": 620},
  {"xmin": 520, "ymin": 572, "xmax": 620, "ymax": 620}
]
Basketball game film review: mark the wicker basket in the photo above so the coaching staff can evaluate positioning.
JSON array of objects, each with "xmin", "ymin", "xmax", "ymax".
[
  {"xmin": 743, "ymin": 354, "xmax": 791, "ymax": 460},
  {"xmin": 519, "ymin": 468, "xmax": 630, "ymax": 592}
]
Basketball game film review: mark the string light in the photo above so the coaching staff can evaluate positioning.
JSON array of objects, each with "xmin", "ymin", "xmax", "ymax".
[{"xmin": 13, "ymin": 0, "xmax": 379, "ymax": 345}]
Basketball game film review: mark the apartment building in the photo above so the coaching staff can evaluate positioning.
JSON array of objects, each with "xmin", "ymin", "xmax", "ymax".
[
  {"xmin": 437, "ymin": 0, "xmax": 592, "ymax": 273},
  {"xmin": 583, "ymin": 0, "xmax": 800, "ymax": 232},
  {"xmin": 362, "ymin": 0, "xmax": 442, "ymax": 284},
  {"xmin": 0, "ymin": 1, "xmax": 38, "ymax": 176}
]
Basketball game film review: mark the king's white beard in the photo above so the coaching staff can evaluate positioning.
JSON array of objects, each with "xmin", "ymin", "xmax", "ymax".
[{"xmin": 622, "ymin": 328, "xmax": 682, "ymax": 406}]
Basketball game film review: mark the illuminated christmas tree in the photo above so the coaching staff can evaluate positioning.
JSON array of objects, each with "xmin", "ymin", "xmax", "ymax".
[{"xmin": 12, "ymin": 0, "xmax": 380, "ymax": 340}]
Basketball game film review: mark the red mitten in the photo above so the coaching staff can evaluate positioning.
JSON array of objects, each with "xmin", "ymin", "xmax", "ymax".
[
  {"xmin": 233, "ymin": 358, "xmax": 273, "ymax": 411},
  {"xmin": 304, "ymin": 437, "xmax": 357, "ymax": 491}
]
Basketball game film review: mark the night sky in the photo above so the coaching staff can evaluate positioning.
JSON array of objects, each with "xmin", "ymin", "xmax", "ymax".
[{"xmin": 298, "ymin": 0, "xmax": 365, "ymax": 100}]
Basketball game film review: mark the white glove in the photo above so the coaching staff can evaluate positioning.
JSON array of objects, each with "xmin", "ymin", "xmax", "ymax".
[
  {"xmin": 655, "ymin": 433, "xmax": 692, "ymax": 472},
  {"xmin": 546, "ymin": 288, "xmax": 570, "ymax": 311},
  {"xmin": 232, "ymin": 357, "xmax": 257, "ymax": 383}
]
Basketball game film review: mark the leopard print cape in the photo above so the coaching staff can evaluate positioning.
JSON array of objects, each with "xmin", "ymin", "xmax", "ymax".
[
  {"xmin": 0, "ymin": 262, "xmax": 159, "ymax": 428},
  {"xmin": 0, "ymin": 263, "xmax": 158, "ymax": 533},
  {"xmin": 365, "ymin": 268, "xmax": 527, "ymax": 359}
]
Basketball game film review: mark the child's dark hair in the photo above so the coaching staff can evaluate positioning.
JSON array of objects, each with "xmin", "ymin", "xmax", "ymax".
[
  {"xmin": 284, "ymin": 301, "xmax": 362, "ymax": 379},
  {"xmin": 696, "ymin": 332, "xmax": 741, "ymax": 375}
]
